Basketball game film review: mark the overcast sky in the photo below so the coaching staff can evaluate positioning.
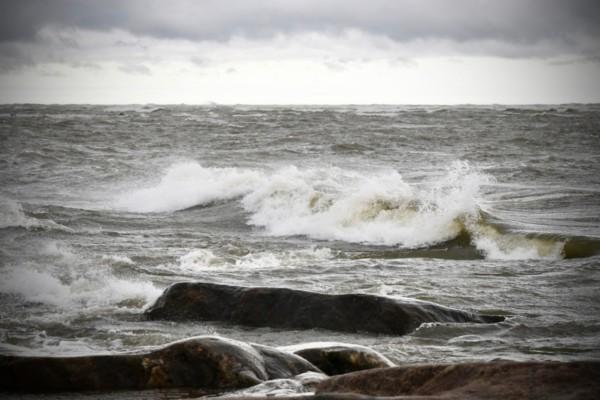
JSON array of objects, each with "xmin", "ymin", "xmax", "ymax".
[{"xmin": 1, "ymin": 0, "xmax": 599, "ymax": 104}]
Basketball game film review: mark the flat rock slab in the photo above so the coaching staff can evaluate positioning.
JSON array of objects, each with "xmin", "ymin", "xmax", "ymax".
[
  {"xmin": 145, "ymin": 282, "xmax": 504, "ymax": 335},
  {"xmin": 316, "ymin": 361, "xmax": 600, "ymax": 400},
  {"xmin": 0, "ymin": 336, "xmax": 319, "ymax": 393}
]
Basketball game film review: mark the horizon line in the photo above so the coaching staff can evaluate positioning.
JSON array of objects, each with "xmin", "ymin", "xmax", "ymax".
[{"xmin": 2, "ymin": 102, "xmax": 599, "ymax": 107}]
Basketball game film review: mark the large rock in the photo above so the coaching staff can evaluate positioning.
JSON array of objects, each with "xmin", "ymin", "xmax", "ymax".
[
  {"xmin": 0, "ymin": 336, "xmax": 320, "ymax": 393},
  {"xmin": 281, "ymin": 342, "xmax": 394, "ymax": 375},
  {"xmin": 315, "ymin": 361, "xmax": 600, "ymax": 399},
  {"xmin": 145, "ymin": 282, "xmax": 504, "ymax": 335}
]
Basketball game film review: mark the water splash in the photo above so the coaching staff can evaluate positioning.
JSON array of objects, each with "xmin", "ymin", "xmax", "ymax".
[{"xmin": 110, "ymin": 161, "xmax": 597, "ymax": 260}]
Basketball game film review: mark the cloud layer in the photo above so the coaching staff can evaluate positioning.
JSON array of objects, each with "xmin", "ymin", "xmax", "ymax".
[
  {"xmin": 1, "ymin": 0, "xmax": 599, "ymax": 103},
  {"xmin": 2, "ymin": 0, "xmax": 600, "ymax": 57}
]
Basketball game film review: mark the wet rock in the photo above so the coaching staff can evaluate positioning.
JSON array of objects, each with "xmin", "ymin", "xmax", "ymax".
[
  {"xmin": 0, "ymin": 336, "xmax": 319, "ymax": 393},
  {"xmin": 316, "ymin": 361, "xmax": 600, "ymax": 400},
  {"xmin": 251, "ymin": 344, "xmax": 323, "ymax": 379},
  {"xmin": 281, "ymin": 342, "xmax": 394, "ymax": 375},
  {"xmin": 145, "ymin": 281, "xmax": 504, "ymax": 335}
]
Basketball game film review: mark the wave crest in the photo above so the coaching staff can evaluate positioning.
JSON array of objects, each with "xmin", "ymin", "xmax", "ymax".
[
  {"xmin": 111, "ymin": 161, "xmax": 599, "ymax": 260},
  {"xmin": 0, "ymin": 198, "xmax": 72, "ymax": 232},
  {"xmin": 114, "ymin": 162, "xmax": 262, "ymax": 212},
  {"xmin": 242, "ymin": 162, "xmax": 488, "ymax": 248}
]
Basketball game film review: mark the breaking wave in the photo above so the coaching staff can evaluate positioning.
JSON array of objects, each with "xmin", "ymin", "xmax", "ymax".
[
  {"xmin": 0, "ymin": 241, "xmax": 161, "ymax": 309},
  {"xmin": 114, "ymin": 162, "xmax": 262, "ymax": 213},
  {"xmin": 112, "ymin": 161, "xmax": 600, "ymax": 260},
  {"xmin": 0, "ymin": 198, "xmax": 73, "ymax": 232}
]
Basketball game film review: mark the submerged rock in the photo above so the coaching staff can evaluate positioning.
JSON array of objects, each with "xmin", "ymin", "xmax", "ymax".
[
  {"xmin": 0, "ymin": 336, "xmax": 320, "ymax": 393},
  {"xmin": 145, "ymin": 282, "xmax": 504, "ymax": 335},
  {"xmin": 281, "ymin": 342, "xmax": 394, "ymax": 375},
  {"xmin": 316, "ymin": 361, "xmax": 600, "ymax": 400}
]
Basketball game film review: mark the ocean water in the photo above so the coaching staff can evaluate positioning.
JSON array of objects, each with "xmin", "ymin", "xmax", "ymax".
[{"xmin": 0, "ymin": 104, "xmax": 599, "ymax": 367}]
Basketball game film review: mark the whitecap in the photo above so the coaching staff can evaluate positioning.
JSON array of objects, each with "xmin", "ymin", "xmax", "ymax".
[
  {"xmin": 114, "ymin": 161, "xmax": 263, "ymax": 212},
  {"xmin": 0, "ymin": 197, "xmax": 72, "ymax": 232},
  {"xmin": 0, "ymin": 241, "xmax": 161, "ymax": 310},
  {"xmin": 171, "ymin": 245, "xmax": 334, "ymax": 273},
  {"xmin": 108, "ymin": 160, "xmax": 567, "ymax": 260}
]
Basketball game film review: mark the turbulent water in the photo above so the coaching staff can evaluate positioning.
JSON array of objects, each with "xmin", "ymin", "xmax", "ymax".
[{"xmin": 1, "ymin": 104, "xmax": 599, "ymax": 369}]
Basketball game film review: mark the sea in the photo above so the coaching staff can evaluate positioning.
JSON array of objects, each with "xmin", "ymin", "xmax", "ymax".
[{"xmin": 1, "ymin": 104, "xmax": 599, "ymax": 375}]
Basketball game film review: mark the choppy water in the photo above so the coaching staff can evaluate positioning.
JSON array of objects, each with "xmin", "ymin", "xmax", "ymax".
[{"xmin": 1, "ymin": 104, "xmax": 599, "ymax": 366}]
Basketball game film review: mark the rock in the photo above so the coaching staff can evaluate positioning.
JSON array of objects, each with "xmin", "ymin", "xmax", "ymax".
[
  {"xmin": 315, "ymin": 361, "xmax": 600, "ymax": 400},
  {"xmin": 281, "ymin": 342, "xmax": 394, "ymax": 375},
  {"xmin": 251, "ymin": 344, "xmax": 323, "ymax": 379},
  {"xmin": 145, "ymin": 282, "xmax": 504, "ymax": 335},
  {"xmin": 0, "ymin": 336, "xmax": 319, "ymax": 393}
]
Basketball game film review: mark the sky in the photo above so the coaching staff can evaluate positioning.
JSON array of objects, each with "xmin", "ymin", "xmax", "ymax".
[{"xmin": 0, "ymin": 0, "xmax": 599, "ymax": 104}]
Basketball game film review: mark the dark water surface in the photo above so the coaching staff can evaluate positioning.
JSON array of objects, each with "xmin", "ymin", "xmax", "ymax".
[{"xmin": 1, "ymin": 104, "xmax": 599, "ymax": 369}]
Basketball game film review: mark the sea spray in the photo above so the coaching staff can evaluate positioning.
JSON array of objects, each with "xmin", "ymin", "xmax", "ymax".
[
  {"xmin": 170, "ymin": 246, "xmax": 335, "ymax": 273},
  {"xmin": 0, "ymin": 241, "xmax": 161, "ymax": 309},
  {"xmin": 0, "ymin": 197, "xmax": 72, "ymax": 232},
  {"xmin": 115, "ymin": 161, "xmax": 488, "ymax": 247},
  {"xmin": 114, "ymin": 161, "xmax": 263, "ymax": 213},
  {"xmin": 111, "ymin": 160, "xmax": 581, "ymax": 261}
]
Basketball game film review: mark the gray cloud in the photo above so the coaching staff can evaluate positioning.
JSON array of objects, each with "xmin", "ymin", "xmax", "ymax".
[
  {"xmin": 0, "ymin": 42, "xmax": 34, "ymax": 72},
  {"xmin": 2, "ymin": 0, "xmax": 599, "ymax": 44},
  {"xmin": 0, "ymin": 0, "xmax": 599, "ymax": 71}
]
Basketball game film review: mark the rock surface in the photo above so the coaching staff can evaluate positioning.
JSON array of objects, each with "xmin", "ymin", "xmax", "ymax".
[
  {"xmin": 281, "ymin": 342, "xmax": 394, "ymax": 375},
  {"xmin": 252, "ymin": 344, "xmax": 323, "ymax": 379},
  {"xmin": 0, "ymin": 336, "xmax": 320, "ymax": 393},
  {"xmin": 316, "ymin": 361, "xmax": 600, "ymax": 399},
  {"xmin": 145, "ymin": 282, "xmax": 504, "ymax": 335}
]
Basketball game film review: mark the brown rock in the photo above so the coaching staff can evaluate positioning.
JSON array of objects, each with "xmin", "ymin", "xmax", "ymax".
[
  {"xmin": 281, "ymin": 342, "xmax": 395, "ymax": 375},
  {"xmin": 316, "ymin": 361, "xmax": 600, "ymax": 400},
  {"xmin": 251, "ymin": 344, "xmax": 323, "ymax": 379},
  {"xmin": 0, "ymin": 336, "xmax": 319, "ymax": 393},
  {"xmin": 145, "ymin": 282, "xmax": 504, "ymax": 335}
]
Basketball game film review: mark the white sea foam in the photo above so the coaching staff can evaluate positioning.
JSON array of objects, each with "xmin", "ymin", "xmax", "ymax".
[
  {"xmin": 0, "ymin": 198, "xmax": 30, "ymax": 228},
  {"xmin": 0, "ymin": 265, "xmax": 162, "ymax": 309},
  {"xmin": 0, "ymin": 268, "xmax": 71, "ymax": 306},
  {"xmin": 178, "ymin": 248, "xmax": 228, "ymax": 271},
  {"xmin": 113, "ymin": 160, "xmax": 564, "ymax": 260},
  {"xmin": 0, "ymin": 242, "xmax": 162, "ymax": 309},
  {"xmin": 472, "ymin": 231, "xmax": 564, "ymax": 260},
  {"xmin": 175, "ymin": 246, "xmax": 334, "ymax": 272},
  {"xmin": 242, "ymin": 161, "xmax": 487, "ymax": 247},
  {"xmin": 102, "ymin": 254, "xmax": 136, "ymax": 266},
  {"xmin": 0, "ymin": 337, "xmax": 113, "ymax": 356},
  {"xmin": 0, "ymin": 197, "xmax": 72, "ymax": 232},
  {"xmin": 234, "ymin": 246, "xmax": 334, "ymax": 270},
  {"xmin": 114, "ymin": 161, "xmax": 263, "ymax": 212}
]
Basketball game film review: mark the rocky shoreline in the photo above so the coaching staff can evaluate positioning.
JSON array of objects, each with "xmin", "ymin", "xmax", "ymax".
[{"xmin": 2, "ymin": 282, "xmax": 598, "ymax": 399}]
